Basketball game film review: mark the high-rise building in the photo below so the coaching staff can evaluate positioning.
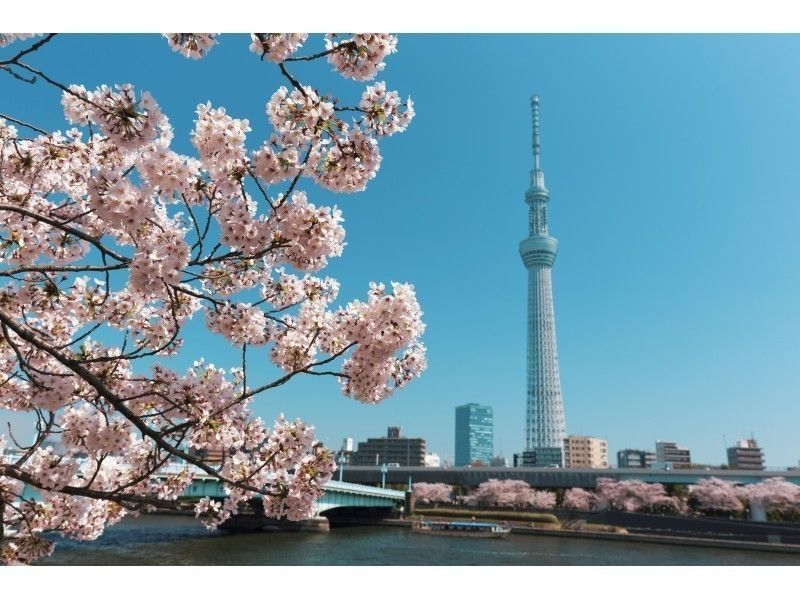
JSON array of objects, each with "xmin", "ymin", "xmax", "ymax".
[
  {"xmin": 727, "ymin": 438, "xmax": 765, "ymax": 470},
  {"xmin": 455, "ymin": 403, "xmax": 494, "ymax": 466},
  {"xmin": 655, "ymin": 441, "xmax": 691, "ymax": 468},
  {"xmin": 519, "ymin": 96, "xmax": 567, "ymax": 467},
  {"xmin": 617, "ymin": 449, "xmax": 656, "ymax": 469},
  {"xmin": 564, "ymin": 435, "xmax": 609, "ymax": 469},
  {"xmin": 352, "ymin": 427, "xmax": 426, "ymax": 466}
]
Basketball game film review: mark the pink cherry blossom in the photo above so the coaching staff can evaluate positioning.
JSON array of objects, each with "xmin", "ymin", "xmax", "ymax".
[
  {"xmin": 164, "ymin": 33, "xmax": 218, "ymax": 60},
  {"xmin": 563, "ymin": 487, "xmax": 596, "ymax": 511},
  {"xmin": 249, "ymin": 33, "xmax": 308, "ymax": 62},
  {"xmin": 359, "ymin": 82, "xmax": 415, "ymax": 136},
  {"xmin": 325, "ymin": 34, "xmax": 398, "ymax": 81},
  {"xmin": 412, "ymin": 482, "xmax": 453, "ymax": 504},
  {"xmin": 0, "ymin": 32, "xmax": 422, "ymax": 564},
  {"xmin": 688, "ymin": 477, "xmax": 745, "ymax": 514}
]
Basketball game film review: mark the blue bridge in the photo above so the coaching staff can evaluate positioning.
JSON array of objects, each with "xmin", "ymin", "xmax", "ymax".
[{"xmin": 177, "ymin": 470, "xmax": 406, "ymax": 518}]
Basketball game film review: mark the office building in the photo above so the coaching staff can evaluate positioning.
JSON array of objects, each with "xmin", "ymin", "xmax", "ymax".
[
  {"xmin": 352, "ymin": 426, "xmax": 426, "ymax": 466},
  {"xmin": 455, "ymin": 403, "xmax": 494, "ymax": 466}
]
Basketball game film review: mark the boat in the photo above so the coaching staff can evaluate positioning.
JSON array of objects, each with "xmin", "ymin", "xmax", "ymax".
[{"xmin": 412, "ymin": 519, "xmax": 511, "ymax": 538}]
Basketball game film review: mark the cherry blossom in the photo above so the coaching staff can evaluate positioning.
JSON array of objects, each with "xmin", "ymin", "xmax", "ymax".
[
  {"xmin": 0, "ymin": 32, "xmax": 420, "ymax": 564},
  {"xmin": 359, "ymin": 82, "xmax": 415, "ymax": 137},
  {"xmin": 594, "ymin": 478, "xmax": 686, "ymax": 514},
  {"xmin": 164, "ymin": 34, "xmax": 219, "ymax": 60},
  {"xmin": 325, "ymin": 34, "xmax": 398, "ymax": 81},
  {"xmin": 562, "ymin": 487, "xmax": 596, "ymax": 511},
  {"xmin": 412, "ymin": 482, "xmax": 453, "ymax": 504},
  {"xmin": 464, "ymin": 479, "xmax": 556, "ymax": 510},
  {"xmin": 310, "ymin": 126, "xmax": 382, "ymax": 193},
  {"xmin": 688, "ymin": 477, "xmax": 745, "ymax": 515},
  {"xmin": 740, "ymin": 477, "xmax": 800, "ymax": 517},
  {"xmin": 250, "ymin": 34, "xmax": 308, "ymax": 63}
]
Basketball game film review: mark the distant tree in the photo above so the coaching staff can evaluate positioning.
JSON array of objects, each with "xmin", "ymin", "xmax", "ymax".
[
  {"xmin": 463, "ymin": 478, "xmax": 555, "ymax": 510},
  {"xmin": 562, "ymin": 487, "xmax": 595, "ymax": 511},
  {"xmin": 412, "ymin": 482, "xmax": 452, "ymax": 504},
  {"xmin": 739, "ymin": 477, "xmax": 800, "ymax": 519},
  {"xmin": 527, "ymin": 489, "xmax": 557, "ymax": 510},
  {"xmin": 687, "ymin": 477, "xmax": 745, "ymax": 516},
  {"xmin": 595, "ymin": 478, "xmax": 686, "ymax": 514}
]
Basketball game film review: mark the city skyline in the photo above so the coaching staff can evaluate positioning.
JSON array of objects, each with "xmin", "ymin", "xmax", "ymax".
[{"xmin": 3, "ymin": 34, "xmax": 800, "ymax": 467}]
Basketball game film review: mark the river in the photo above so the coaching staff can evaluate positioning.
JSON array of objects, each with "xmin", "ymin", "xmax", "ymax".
[{"xmin": 33, "ymin": 515, "xmax": 800, "ymax": 565}]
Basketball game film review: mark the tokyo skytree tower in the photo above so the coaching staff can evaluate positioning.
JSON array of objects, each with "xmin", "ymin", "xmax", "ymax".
[{"xmin": 519, "ymin": 95, "xmax": 567, "ymax": 466}]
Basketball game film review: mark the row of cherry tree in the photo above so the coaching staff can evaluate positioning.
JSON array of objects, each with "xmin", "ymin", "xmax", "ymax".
[
  {"xmin": 0, "ymin": 33, "xmax": 426, "ymax": 564},
  {"xmin": 413, "ymin": 477, "xmax": 800, "ymax": 518}
]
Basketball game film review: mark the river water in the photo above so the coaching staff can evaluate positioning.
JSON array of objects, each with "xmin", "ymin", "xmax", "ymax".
[{"xmin": 36, "ymin": 515, "xmax": 799, "ymax": 566}]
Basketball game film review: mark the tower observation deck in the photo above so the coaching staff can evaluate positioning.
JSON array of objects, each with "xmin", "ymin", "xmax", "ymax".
[{"xmin": 519, "ymin": 95, "xmax": 567, "ymax": 466}]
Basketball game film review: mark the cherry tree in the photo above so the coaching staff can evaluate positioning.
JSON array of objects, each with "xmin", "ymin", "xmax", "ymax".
[
  {"xmin": 463, "ymin": 478, "xmax": 556, "ymax": 510},
  {"xmin": 562, "ymin": 487, "xmax": 595, "ymax": 511},
  {"xmin": 739, "ymin": 477, "xmax": 800, "ymax": 519},
  {"xmin": 0, "ymin": 33, "xmax": 425, "ymax": 563},
  {"xmin": 412, "ymin": 482, "xmax": 452, "ymax": 505},
  {"xmin": 594, "ymin": 478, "xmax": 685, "ymax": 514},
  {"xmin": 687, "ymin": 477, "xmax": 745, "ymax": 516}
]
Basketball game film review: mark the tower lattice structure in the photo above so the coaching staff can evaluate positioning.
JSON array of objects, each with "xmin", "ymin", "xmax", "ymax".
[{"xmin": 519, "ymin": 95, "xmax": 567, "ymax": 465}]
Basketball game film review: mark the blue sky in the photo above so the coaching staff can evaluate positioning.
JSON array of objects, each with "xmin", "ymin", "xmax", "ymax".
[{"xmin": 2, "ymin": 34, "xmax": 800, "ymax": 467}]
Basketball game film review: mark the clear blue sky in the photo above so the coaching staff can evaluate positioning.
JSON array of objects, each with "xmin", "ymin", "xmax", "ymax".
[{"xmin": 3, "ymin": 34, "xmax": 800, "ymax": 468}]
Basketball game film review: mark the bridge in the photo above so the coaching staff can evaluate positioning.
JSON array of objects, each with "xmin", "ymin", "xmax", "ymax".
[
  {"xmin": 312, "ymin": 480, "xmax": 406, "ymax": 515},
  {"xmin": 336, "ymin": 465, "xmax": 800, "ymax": 490},
  {"xmin": 172, "ymin": 467, "xmax": 407, "ymax": 517}
]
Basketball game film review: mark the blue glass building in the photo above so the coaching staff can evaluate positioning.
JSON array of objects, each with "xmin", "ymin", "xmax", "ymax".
[{"xmin": 455, "ymin": 403, "xmax": 494, "ymax": 466}]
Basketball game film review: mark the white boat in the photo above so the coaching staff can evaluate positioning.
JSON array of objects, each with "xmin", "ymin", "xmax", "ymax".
[{"xmin": 412, "ymin": 519, "xmax": 511, "ymax": 538}]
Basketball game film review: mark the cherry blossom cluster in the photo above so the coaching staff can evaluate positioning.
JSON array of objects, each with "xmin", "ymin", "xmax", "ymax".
[
  {"xmin": 206, "ymin": 302, "xmax": 271, "ymax": 346},
  {"xmin": 0, "ymin": 32, "xmax": 422, "ymax": 564},
  {"xmin": 338, "ymin": 282, "xmax": 427, "ymax": 404},
  {"xmin": 325, "ymin": 34, "xmax": 398, "ymax": 81},
  {"xmin": 267, "ymin": 85, "xmax": 335, "ymax": 145},
  {"xmin": 62, "ymin": 83, "xmax": 170, "ymax": 151},
  {"xmin": 249, "ymin": 33, "xmax": 308, "ymax": 63},
  {"xmin": 688, "ymin": 477, "xmax": 746, "ymax": 514},
  {"xmin": 310, "ymin": 126, "xmax": 382, "ymax": 193},
  {"xmin": 594, "ymin": 478, "xmax": 686, "ymax": 514},
  {"xmin": 740, "ymin": 477, "xmax": 800, "ymax": 517},
  {"xmin": 463, "ymin": 478, "xmax": 556, "ymax": 510},
  {"xmin": 359, "ymin": 82, "xmax": 415, "ymax": 137},
  {"xmin": 164, "ymin": 33, "xmax": 219, "ymax": 60},
  {"xmin": 562, "ymin": 487, "xmax": 595, "ymax": 511},
  {"xmin": 274, "ymin": 191, "xmax": 345, "ymax": 271},
  {"xmin": 412, "ymin": 482, "xmax": 453, "ymax": 504}
]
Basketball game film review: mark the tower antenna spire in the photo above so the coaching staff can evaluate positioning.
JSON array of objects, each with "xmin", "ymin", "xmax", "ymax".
[{"xmin": 531, "ymin": 94, "xmax": 541, "ymax": 170}]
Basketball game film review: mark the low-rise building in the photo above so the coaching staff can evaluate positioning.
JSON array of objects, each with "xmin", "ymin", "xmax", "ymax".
[
  {"xmin": 617, "ymin": 449, "xmax": 656, "ymax": 469},
  {"xmin": 519, "ymin": 448, "xmax": 563, "ymax": 467},
  {"xmin": 352, "ymin": 426, "xmax": 426, "ymax": 467},
  {"xmin": 563, "ymin": 435, "xmax": 609, "ymax": 469},
  {"xmin": 655, "ymin": 441, "xmax": 691, "ymax": 468},
  {"xmin": 727, "ymin": 438, "xmax": 765, "ymax": 470}
]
